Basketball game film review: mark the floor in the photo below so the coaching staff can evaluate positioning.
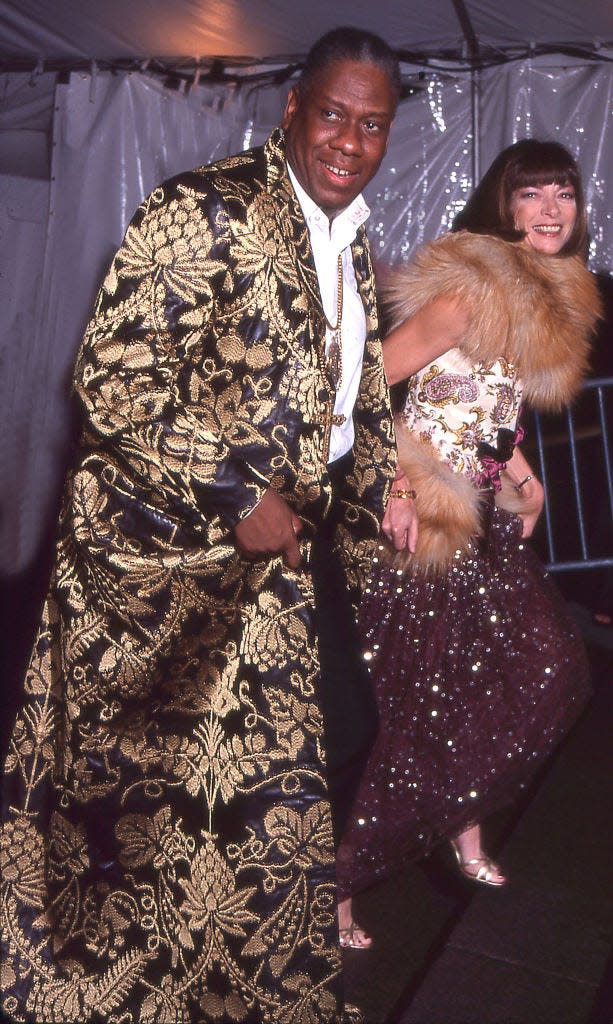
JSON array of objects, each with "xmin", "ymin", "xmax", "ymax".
[{"xmin": 343, "ymin": 606, "xmax": 613, "ymax": 1024}]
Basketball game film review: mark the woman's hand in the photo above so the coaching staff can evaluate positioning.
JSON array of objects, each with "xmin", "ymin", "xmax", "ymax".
[
  {"xmin": 382, "ymin": 471, "xmax": 418, "ymax": 551},
  {"xmin": 515, "ymin": 477, "xmax": 544, "ymax": 538},
  {"xmin": 503, "ymin": 447, "xmax": 544, "ymax": 538}
]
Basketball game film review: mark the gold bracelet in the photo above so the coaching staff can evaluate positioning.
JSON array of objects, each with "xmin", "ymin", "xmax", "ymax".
[
  {"xmin": 514, "ymin": 475, "xmax": 532, "ymax": 492},
  {"xmin": 390, "ymin": 488, "xmax": 417, "ymax": 500}
]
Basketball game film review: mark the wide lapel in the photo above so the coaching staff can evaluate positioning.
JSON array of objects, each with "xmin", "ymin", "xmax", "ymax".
[
  {"xmin": 351, "ymin": 223, "xmax": 378, "ymax": 344},
  {"xmin": 265, "ymin": 130, "xmax": 336, "ymax": 388}
]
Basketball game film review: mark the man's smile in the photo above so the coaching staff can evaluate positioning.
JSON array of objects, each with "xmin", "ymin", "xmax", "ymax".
[{"xmin": 322, "ymin": 161, "xmax": 356, "ymax": 179}]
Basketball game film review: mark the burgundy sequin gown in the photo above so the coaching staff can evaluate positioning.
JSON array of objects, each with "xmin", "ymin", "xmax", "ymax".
[{"xmin": 336, "ymin": 352, "xmax": 592, "ymax": 901}]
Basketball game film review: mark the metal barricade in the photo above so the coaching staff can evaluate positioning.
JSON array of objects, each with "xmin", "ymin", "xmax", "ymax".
[{"xmin": 530, "ymin": 376, "xmax": 613, "ymax": 573}]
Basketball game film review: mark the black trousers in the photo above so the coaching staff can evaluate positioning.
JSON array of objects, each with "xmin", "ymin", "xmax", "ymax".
[{"xmin": 311, "ymin": 454, "xmax": 379, "ymax": 847}]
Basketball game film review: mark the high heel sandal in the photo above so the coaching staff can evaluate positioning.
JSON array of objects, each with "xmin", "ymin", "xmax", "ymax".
[
  {"xmin": 339, "ymin": 921, "xmax": 372, "ymax": 950},
  {"xmin": 450, "ymin": 840, "xmax": 507, "ymax": 887}
]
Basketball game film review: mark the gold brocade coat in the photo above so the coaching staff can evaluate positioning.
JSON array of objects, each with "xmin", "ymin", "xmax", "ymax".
[{"xmin": 0, "ymin": 129, "xmax": 394, "ymax": 1023}]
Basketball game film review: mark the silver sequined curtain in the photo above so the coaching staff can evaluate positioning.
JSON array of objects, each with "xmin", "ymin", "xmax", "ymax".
[{"xmin": 365, "ymin": 59, "xmax": 613, "ymax": 273}]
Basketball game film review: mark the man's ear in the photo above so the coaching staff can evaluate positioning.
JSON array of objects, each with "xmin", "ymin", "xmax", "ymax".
[{"xmin": 281, "ymin": 85, "xmax": 300, "ymax": 130}]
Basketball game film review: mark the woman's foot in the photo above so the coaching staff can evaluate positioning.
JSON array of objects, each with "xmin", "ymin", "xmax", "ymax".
[
  {"xmin": 338, "ymin": 896, "xmax": 372, "ymax": 949},
  {"xmin": 450, "ymin": 824, "xmax": 507, "ymax": 887}
]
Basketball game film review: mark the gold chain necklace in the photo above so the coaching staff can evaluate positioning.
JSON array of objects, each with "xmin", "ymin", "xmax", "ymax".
[{"xmin": 323, "ymin": 253, "xmax": 343, "ymax": 389}]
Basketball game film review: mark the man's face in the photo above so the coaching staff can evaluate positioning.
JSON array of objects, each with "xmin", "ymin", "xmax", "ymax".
[{"xmin": 282, "ymin": 58, "xmax": 396, "ymax": 219}]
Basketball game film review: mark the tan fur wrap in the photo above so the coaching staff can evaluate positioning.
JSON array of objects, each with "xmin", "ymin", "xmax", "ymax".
[
  {"xmin": 392, "ymin": 424, "xmax": 483, "ymax": 573},
  {"xmin": 382, "ymin": 231, "xmax": 601, "ymax": 411},
  {"xmin": 390, "ymin": 423, "xmax": 534, "ymax": 574}
]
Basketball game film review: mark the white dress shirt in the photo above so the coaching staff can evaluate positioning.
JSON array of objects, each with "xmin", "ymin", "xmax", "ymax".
[{"xmin": 287, "ymin": 163, "xmax": 370, "ymax": 464}]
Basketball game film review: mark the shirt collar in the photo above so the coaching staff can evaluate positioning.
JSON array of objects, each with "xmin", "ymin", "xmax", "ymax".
[{"xmin": 286, "ymin": 161, "xmax": 370, "ymax": 250}]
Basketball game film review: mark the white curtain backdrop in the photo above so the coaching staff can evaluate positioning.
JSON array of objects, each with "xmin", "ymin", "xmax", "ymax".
[
  {"xmin": 1, "ymin": 59, "xmax": 612, "ymax": 575},
  {"xmin": 0, "ymin": 71, "xmax": 287, "ymax": 572}
]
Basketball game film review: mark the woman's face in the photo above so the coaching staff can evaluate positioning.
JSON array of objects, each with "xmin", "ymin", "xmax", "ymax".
[{"xmin": 509, "ymin": 181, "xmax": 577, "ymax": 255}]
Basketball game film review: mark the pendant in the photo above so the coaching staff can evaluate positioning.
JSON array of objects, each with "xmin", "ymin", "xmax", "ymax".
[{"xmin": 327, "ymin": 328, "xmax": 342, "ymax": 388}]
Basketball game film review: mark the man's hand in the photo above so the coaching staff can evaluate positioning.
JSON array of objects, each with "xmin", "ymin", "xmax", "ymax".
[
  {"xmin": 234, "ymin": 489, "xmax": 303, "ymax": 569},
  {"xmin": 382, "ymin": 473, "xmax": 418, "ymax": 552}
]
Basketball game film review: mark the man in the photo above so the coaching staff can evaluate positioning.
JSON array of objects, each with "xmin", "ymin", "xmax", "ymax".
[{"xmin": 1, "ymin": 28, "xmax": 400, "ymax": 1024}]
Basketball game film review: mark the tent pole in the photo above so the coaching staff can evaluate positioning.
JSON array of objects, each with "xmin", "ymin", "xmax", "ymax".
[
  {"xmin": 450, "ymin": 0, "xmax": 481, "ymax": 186},
  {"xmin": 471, "ymin": 66, "xmax": 481, "ymax": 187}
]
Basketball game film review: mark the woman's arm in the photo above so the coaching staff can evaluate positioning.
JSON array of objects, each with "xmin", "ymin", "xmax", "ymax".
[
  {"xmin": 381, "ymin": 296, "xmax": 469, "ymax": 551},
  {"xmin": 383, "ymin": 296, "xmax": 471, "ymax": 386}
]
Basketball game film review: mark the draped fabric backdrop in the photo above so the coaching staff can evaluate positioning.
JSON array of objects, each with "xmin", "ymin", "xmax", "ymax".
[{"xmin": 1, "ymin": 58, "xmax": 612, "ymax": 579}]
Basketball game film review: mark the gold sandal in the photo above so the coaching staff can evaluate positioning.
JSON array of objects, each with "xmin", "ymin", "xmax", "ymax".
[{"xmin": 450, "ymin": 840, "xmax": 507, "ymax": 887}]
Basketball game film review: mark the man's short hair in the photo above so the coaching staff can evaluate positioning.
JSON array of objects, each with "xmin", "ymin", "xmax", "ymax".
[{"xmin": 297, "ymin": 26, "xmax": 402, "ymax": 106}]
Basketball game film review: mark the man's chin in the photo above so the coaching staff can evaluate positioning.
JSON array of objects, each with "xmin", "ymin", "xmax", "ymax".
[{"xmin": 317, "ymin": 182, "xmax": 362, "ymax": 217}]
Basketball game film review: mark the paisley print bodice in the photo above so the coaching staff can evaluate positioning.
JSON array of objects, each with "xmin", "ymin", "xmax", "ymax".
[{"xmin": 399, "ymin": 347, "xmax": 523, "ymax": 482}]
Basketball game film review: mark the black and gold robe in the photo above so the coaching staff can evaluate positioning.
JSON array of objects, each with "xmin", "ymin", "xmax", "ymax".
[{"xmin": 0, "ymin": 128, "xmax": 395, "ymax": 1023}]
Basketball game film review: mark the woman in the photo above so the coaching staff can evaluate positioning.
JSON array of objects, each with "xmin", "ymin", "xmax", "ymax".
[{"xmin": 337, "ymin": 140, "xmax": 602, "ymax": 949}]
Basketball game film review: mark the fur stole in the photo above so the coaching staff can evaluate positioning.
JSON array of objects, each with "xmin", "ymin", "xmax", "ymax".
[
  {"xmin": 383, "ymin": 232, "xmax": 602, "ymax": 574},
  {"xmin": 382, "ymin": 231, "xmax": 601, "ymax": 410}
]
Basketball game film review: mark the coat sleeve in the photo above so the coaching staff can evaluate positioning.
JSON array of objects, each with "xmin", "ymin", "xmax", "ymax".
[{"xmin": 73, "ymin": 175, "xmax": 269, "ymax": 534}]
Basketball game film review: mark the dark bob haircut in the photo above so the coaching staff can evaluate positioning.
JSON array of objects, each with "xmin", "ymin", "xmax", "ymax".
[
  {"xmin": 453, "ymin": 138, "xmax": 588, "ymax": 258},
  {"xmin": 296, "ymin": 26, "xmax": 402, "ymax": 108}
]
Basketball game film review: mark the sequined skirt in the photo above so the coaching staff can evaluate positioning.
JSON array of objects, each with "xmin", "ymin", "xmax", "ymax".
[{"xmin": 337, "ymin": 506, "xmax": 591, "ymax": 900}]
